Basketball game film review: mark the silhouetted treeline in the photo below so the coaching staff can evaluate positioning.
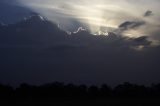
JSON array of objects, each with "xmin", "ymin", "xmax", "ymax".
[{"xmin": 1, "ymin": 82, "xmax": 160, "ymax": 99}]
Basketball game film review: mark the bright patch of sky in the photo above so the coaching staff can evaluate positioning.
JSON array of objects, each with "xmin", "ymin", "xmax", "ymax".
[{"xmin": 17, "ymin": 0, "xmax": 160, "ymax": 42}]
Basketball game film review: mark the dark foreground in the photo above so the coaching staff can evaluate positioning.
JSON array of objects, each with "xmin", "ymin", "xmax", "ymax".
[
  {"xmin": 1, "ymin": 82, "xmax": 160, "ymax": 105},
  {"xmin": 1, "ymin": 98, "xmax": 160, "ymax": 106}
]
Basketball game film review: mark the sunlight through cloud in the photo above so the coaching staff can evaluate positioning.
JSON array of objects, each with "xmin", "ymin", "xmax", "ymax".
[{"xmin": 17, "ymin": 0, "xmax": 160, "ymax": 40}]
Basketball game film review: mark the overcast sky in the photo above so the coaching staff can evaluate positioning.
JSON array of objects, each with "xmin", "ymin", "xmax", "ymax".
[{"xmin": 0, "ymin": 0, "xmax": 160, "ymax": 86}]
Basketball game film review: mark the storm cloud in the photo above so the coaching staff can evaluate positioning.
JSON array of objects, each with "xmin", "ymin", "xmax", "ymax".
[
  {"xmin": 0, "ymin": 15, "xmax": 160, "ymax": 86},
  {"xmin": 0, "ymin": 0, "xmax": 160, "ymax": 87}
]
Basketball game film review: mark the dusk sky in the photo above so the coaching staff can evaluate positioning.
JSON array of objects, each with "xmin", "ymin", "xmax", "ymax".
[
  {"xmin": 17, "ymin": 0, "xmax": 160, "ymax": 40},
  {"xmin": 0, "ymin": 0, "xmax": 160, "ymax": 86}
]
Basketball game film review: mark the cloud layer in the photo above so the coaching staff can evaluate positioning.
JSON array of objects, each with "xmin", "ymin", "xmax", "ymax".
[
  {"xmin": 0, "ymin": 15, "xmax": 160, "ymax": 86},
  {"xmin": 1, "ymin": 0, "xmax": 160, "ymax": 86},
  {"xmin": 16, "ymin": 0, "xmax": 160, "ymax": 41}
]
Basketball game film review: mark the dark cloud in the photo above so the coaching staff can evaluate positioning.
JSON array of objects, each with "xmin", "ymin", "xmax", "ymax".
[
  {"xmin": 119, "ymin": 21, "xmax": 145, "ymax": 30},
  {"xmin": 0, "ymin": 14, "xmax": 160, "ymax": 86},
  {"xmin": 0, "ymin": 0, "xmax": 31, "ymax": 23},
  {"xmin": 144, "ymin": 10, "xmax": 153, "ymax": 17},
  {"xmin": 129, "ymin": 36, "xmax": 151, "ymax": 45}
]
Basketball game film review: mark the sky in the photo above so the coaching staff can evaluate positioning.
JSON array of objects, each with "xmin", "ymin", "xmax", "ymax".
[
  {"xmin": 0, "ymin": 0, "xmax": 160, "ymax": 86},
  {"xmin": 16, "ymin": 0, "xmax": 160, "ymax": 41}
]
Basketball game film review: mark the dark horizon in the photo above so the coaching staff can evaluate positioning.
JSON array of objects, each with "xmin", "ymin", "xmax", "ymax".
[
  {"xmin": 2, "ymin": 82, "xmax": 160, "ymax": 106},
  {"xmin": 1, "ymin": 81, "xmax": 160, "ymax": 98}
]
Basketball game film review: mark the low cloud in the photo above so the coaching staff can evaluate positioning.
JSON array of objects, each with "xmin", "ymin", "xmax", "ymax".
[
  {"xmin": 119, "ymin": 21, "xmax": 145, "ymax": 30},
  {"xmin": 144, "ymin": 10, "xmax": 153, "ymax": 17}
]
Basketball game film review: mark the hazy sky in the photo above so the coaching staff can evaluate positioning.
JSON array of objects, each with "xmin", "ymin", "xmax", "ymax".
[{"xmin": 17, "ymin": 0, "xmax": 160, "ymax": 42}]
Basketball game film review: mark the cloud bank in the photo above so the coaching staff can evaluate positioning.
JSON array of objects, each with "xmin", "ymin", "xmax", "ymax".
[{"xmin": 0, "ymin": 15, "xmax": 160, "ymax": 86}]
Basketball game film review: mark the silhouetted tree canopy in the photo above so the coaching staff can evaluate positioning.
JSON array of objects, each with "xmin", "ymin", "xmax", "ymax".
[{"xmin": 1, "ymin": 82, "xmax": 160, "ymax": 99}]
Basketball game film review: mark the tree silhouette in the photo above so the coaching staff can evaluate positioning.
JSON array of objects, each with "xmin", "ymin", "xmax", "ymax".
[
  {"xmin": 1, "ymin": 82, "xmax": 160, "ymax": 99},
  {"xmin": 100, "ymin": 84, "xmax": 112, "ymax": 97},
  {"xmin": 0, "ymin": 84, "xmax": 14, "ymax": 99}
]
